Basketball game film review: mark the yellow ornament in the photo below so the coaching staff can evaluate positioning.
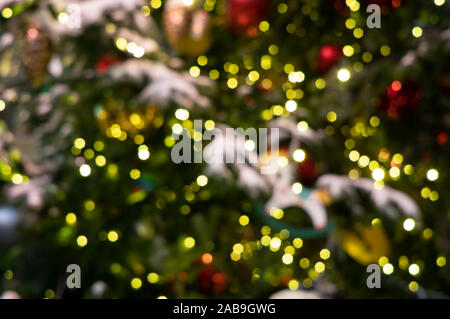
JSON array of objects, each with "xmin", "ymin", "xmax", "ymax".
[{"xmin": 338, "ymin": 224, "xmax": 390, "ymax": 265}]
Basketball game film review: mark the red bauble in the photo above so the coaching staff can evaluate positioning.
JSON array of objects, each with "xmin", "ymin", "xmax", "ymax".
[
  {"xmin": 226, "ymin": 0, "xmax": 271, "ymax": 37},
  {"xmin": 317, "ymin": 45, "xmax": 342, "ymax": 73},
  {"xmin": 437, "ymin": 132, "xmax": 449, "ymax": 146},
  {"xmin": 297, "ymin": 154, "xmax": 319, "ymax": 186},
  {"xmin": 379, "ymin": 80, "xmax": 421, "ymax": 119},
  {"xmin": 96, "ymin": 55, "xmax": 122, "ymax": 73},
  {"xmin": 197, "ymin": 266, "xmax": 228, "ymax": 295}
]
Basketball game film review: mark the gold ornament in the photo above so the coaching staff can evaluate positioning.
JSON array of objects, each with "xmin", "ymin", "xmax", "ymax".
[
  {"xmin": 163, "ymin": 1, "xmax": 212, "ymax": 57},
  {"xmin": 21, "ymin": 20, "xmax": 53, "ymax": 87},
  {"xmin": 338, "ymin": 224, "xmax": 390, "ymax": 265}
]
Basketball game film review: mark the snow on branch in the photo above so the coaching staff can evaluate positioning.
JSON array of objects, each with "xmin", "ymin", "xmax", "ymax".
[
  {"xmin": 107, "ymin": 59, "xmax": 212, "ymax": 108},
  {"xmin": 316, "ymin": 174, "xmax": 420, "ymax": 219}
]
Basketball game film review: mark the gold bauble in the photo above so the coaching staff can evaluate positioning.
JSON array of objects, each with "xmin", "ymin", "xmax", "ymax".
[{"xmin": 163, "ymin": 3, "xmax": 212, "ymax": 57}]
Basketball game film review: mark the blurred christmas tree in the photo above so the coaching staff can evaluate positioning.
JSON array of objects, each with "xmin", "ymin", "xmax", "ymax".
[{"xmin": 0, "ymin": 0, "xmax": 449, "ymax": 299}]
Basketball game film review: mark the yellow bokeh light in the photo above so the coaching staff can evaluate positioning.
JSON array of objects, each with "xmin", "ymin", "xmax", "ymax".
[
  {"xmin": 315, "ymin": 78, "xmax": 326, "ymax": 89},
  {"xmin": 95, "ymin": 155, "xmax": 107, "ymax": 167},
  {"xmin": 343, "ymin": 45, "xmax": 354, "ymax": 57},
  {"xmin": 315, "ymin": 261, "xmax": 325, "ymax": 273},
  {"xmin": 259, "ymin": 21, "xmax": 270, "ymax": 32},
  {"xmin": 77, "ymin": 235, "xmax": 88, "ymax": 247},
  {"xmin": 408, "ymin": 264, "xmax": 420, "ymax": 276},
  {"xmin": 436, "ymin": 256, "xmax": 446, "ymax": 267},
  {"xmin": 147, "ymin": 272, "xmax": 159, "ymax": 283},
  {"xmin": 79, "ymin": 164, "xmax": 91, "ymax": 177},
  {"xmin": 383, "ymin": 263, "xmax": 394, "ymax": 275},
  {"xmin": 66, "ymin": 213, "xmax": 77, "ymax": 225},
  {"xmin": 285, "ymin": 100, "xmax": 297, "ymax": 112},
  {"xmin": 327, "ymin": 111, "xmax": 337, "ymax": 122},
  {"xmin": 412, "ymin": 27, "xmax": 423, "ymax": 38},
  {"xmin": 378, "ymin": 256, "xmax": 389, "ymax": 267},
  {"xmin": 293, "ymin": 238, "xmax": 303, "ymax": 249},
  {"xmin": 353, "ymin": 28, "xmax": 364, "ymax": 39},
  {"xmin": 426, "ymin": 169, "xmax": 439, "ymax": 181},
  {"xmin": 239, "ymin": 215, "xmax": 249, "ymax": 226},
  {"xmin": 320, "ymin": 249, "xmax": 330, "ymax": 260},
  {"xmin": 184, "ymin": 237, "xmax": 195, "ymax": 248},
  {"xmin": 288, "ymin": 279, "xmax": 299, "ymax": 290},
  {"xmin": 372, "ymin": 168, "xmax": 385, "ymax": 181},
  {"xmin": 2, "ymin": 8, "xmax": 13, "ymax": 19},
  {"xmin": 403, "ymin": 218, "xmax": 415, "ymax": 231},
  {"xmin": 74, "ymin": 138, "xmax": 86, "ymax": 149},
  {"xmin": 337, "ymin": 68, "xmax": 351, "ymax": 82},
  {"xmin": 108, "ymin": 231, "xmax": 119, "ymax": 242},
  {"xmin": 292, "ymin": 182, "xmax": 303, "ymax": 194},
  {"xmin": 293, "ymin": 149, "xmax": 306, "ymax": 162},
  {"xmin": 409, "ymin": 281, "xmax": 419, "ymax": 292},
  {"xmin": 189, "ymin": 66, "xmax": 200, "ymax": 77},
  {"xmin": 130, "ymin": 169, "xmax": 141, "ymax": 180},
  {"xmin": 197, "ymin": 175, "xmax": 208, "ymax": 187},
  {"xmin": 131, "ymin": 278, "xmax": 142, "ymax": 289},
  {"xmin": 299, "ymin": 257, "xmax": 309, "ymax": 268},
  {"xmin": 282, "ymin": 254, "xmax": 293, "ymax": 265}
]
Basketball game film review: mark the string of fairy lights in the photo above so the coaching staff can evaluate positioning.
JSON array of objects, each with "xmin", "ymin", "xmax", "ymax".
[{"xmin": 0, "ymin": 0, "xmax": 447, "ymax": 298}]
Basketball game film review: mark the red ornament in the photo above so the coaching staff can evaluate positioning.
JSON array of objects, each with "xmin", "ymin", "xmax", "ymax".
[
  {"xmin": 379, "ymin": 80, "xmax": 421, "ymax": 119},
  {"xmin": 96, "ymin": 55, "xmax": 122, "ymax": 73},
  {"xmin": 297, "ymin": 154, "xmax": 319, "ymax": 186},
  {"xmin": 197, "ymin": 266, "xmax": 228, "ymax": 295},
  {"xmin": 226, "ymin": 0, "xmax": 271, "ymax": 37},
  {"xmin": 317, "ymin": 45, "xmax": 342, "ymax": 73},
  {"xmin": 437, "ymin": 132, "xmax": 448, "ymax": 146}
]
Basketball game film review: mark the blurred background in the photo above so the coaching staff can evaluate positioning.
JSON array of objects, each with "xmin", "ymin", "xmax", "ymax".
[{"xmin": 0, "ymin": 0, "xmax": 449, "ymax": 299}]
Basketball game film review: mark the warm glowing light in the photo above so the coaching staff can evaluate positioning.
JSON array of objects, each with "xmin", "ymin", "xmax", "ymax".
[
  {"xmin": 282, "ymin": 254, "xmax": 293, "ymax": 265},
  {"xmin": 131, "ymin": 278, "xmax": 142, "ymax": 289},
  {"xmin": 175, "ymin": 108, "xmax": 190, "ymax": 121},
  {"xmin": 337, "ymin": 69, "xmax": 351, "ymax": 82},
  {"xmin": 293, "ymin": 149, "xmax": 306, "ymax": 162},
  {"xmin": 108, "ymin": 231, "xmax": 119, "ymax": 242},
  {"xmin": 184, "ymin": 237, "xmax": 195, "ymax": 248},
  {"xmin": 202, "ymin": 253, "xmax": 213, "ymax": 264},
  {"xmin": 383, "ymin": 263, "xmax": 394, "ymax": 275},
  {"xmin": 426, "ymin": 169, "xmax": 439, "ymax": 181},
  {"xmin": 239, "ymin": 215, "xmax": 249, "ymax": 226},
  {"xmin": 320, "ymin": 249, "xmax": 330, "ymax": 260},
  {"xmin": 197, "ymin": 175, "xmax": 208, "ymax": 187},
  {"xmin": 403, "ymin": 218, "xmax": 415, "ymax": 231},
  {"xmin": 77, "ymin": 235, "xmax": 88, "ymax": 247},
  {"xmin": 408, "ymin": 264, "xmax": 420, "ymax": 276},
  {"xmin": 66, "ymin": 213, "xmax": 77, "ymax": 225},
  {"xmin": 372, "ymin": 168, "xmax": 385, "ymax": 181},
  {"xmin": 79, "ymin": 164, "xmax": 91, "ymax": 177}
]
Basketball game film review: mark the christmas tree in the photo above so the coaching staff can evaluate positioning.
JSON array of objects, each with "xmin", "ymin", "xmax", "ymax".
[{"xmin": 0, "ymin": 0, "xmax": 449, "ymax": 299}]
